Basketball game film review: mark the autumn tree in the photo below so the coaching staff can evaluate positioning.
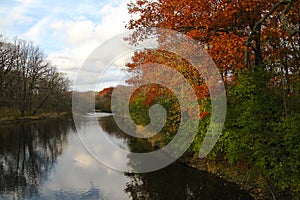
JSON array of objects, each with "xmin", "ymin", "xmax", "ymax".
[
  {"xmin": 95, "ymin": 87, "xmax": 114, "ymax": 112},
  {"xmin": 127, "ymin": 0, "xmax": 299, "ymax": 80},
  {"xmin": 125, "ymin": 0, "xmax": 300, "ymax": 198}
]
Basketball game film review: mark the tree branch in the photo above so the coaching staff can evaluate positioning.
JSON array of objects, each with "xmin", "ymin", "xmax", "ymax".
[{"xmin": 244, "ymin": 0, "xmax": 295, "ymax": 68}]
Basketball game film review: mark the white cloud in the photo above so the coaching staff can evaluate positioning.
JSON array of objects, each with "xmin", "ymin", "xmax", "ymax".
[
  {"xmin": 0, "ymin": 3, "xmax": 32, "ymax": 31},
  {"xmin": 66, "ymin": 20, "xmax": 95, "ymax": 45},
  {"xmin": 46, "ymin": 0, "xmax": 131, "ymax": 90},
  {"xmin": 24, "ymin": 17, "xmax": 50, "ymax": 42},
  {"xmin": 73, "ymin": 153, "xmax": 96, "ymax": 169},
  {"xmin": 1, "ymin": 0, "xmax": 132, "ymax": 91}
]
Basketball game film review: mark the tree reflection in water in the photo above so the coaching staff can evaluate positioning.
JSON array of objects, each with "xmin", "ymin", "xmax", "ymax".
[
  {"xmin": 97, "ymin": 115, "xmax": 254, "ymax": 200},
  {"xmin": 124, "ymin": 163, "xmax": 254, "ymax": 200},
  {"xmin": 0, "ymin": 119, "xmax": 72, "ymax": 199},
  {"xmin": 98, "ymin": 115, "xmax": 157, "ymax": 153}
]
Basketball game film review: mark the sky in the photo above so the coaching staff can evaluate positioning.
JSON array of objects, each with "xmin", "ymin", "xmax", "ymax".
[{"xmin": 0, "ymin": 0, "xmax": 132, "ymax": 91}]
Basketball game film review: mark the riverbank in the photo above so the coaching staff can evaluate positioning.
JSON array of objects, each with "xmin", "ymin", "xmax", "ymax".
[
  {"xmin": 129, "ymin": 134, "xmax": 267, "ymax": 199},
  {"xmin": 0, "ymin": 112, "xmax": 71, "ymax": 125},
  {"xmin": 178, "ymin": 155, "xmax": 271, "ymax": 200}
]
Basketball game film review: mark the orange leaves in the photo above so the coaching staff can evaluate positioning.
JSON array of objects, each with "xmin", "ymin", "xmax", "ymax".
[
  {"xmin": 136, "ymin": 0, "xmax": 146, "ymax": 6},
  {"xmin": 98, "ymin": 87, "xmax": 114, "ymax": 97},
  {"xmin": 194, "ymin": 84, "xmax": 209, "ymax": 100},
  {"xmin": 126, "ymin": 0, "xmax": 300, "ymax": 122},
  {"xmin": 208, "ymin": 33, "xmax": 246, "ymax": 73},
  {"xmin": 125, "ymin": 46, "xmax": 211, "ymax": 121},
  {"xmin": 126, "ymin": 0, "xmax": 297, "ymax": 54},
  {"xmin": 199, "ymin": 111, "xmax": 209, "ymax": 120},
  {"xmin": 127, "ymin": 0, "xmax": 265, "ymax": 77}
]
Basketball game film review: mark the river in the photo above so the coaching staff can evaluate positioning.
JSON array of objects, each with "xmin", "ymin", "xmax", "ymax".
[{"xmin": 0, "ymin": 114, "xmax": 253, "ymax": 200}]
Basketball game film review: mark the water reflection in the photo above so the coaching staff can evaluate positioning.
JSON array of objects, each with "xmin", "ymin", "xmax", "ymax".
[
  {"xmin": 98, "ymin": 116, "xmax": 153, "ymax": 153},
  {"xmin": 0, "ymin": 116, "xmax": 253, "ymax": 200},
  {"xmin": 0, "ymin": 118, "xmax": 132, "ymax": 200},
  {"xmin": 97, "ymin": 116, "xmax": 253, "ymax": 200},
  {"xmin": 0, "ymin": 119, "xmax": 70, "ymax": 199},
  {"xmin": 124, "ymin": 163, "xmax": 253, "ymax": 200}
]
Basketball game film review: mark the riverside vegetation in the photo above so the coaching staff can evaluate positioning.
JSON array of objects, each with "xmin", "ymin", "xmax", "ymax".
[
  {"xmin": 1, "ymin": 0, "xmax": 299, "ymax": 199},
  {"xmin": 121, "ymin": 0, "xmax": 300, "ymax": 199}
]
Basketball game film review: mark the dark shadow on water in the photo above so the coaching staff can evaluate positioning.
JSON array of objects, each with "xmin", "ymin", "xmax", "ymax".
[{"xmin": 124, "ymin": 162, "xmax": 254, "ymax": 200}]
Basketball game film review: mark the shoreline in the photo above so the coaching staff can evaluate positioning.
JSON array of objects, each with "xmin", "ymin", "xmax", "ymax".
[
  {"xmin": 128, "ymin": 133, "xmax": 267, "ymax": 199},
  {"xmin": 0, "ymin": 113, "xmax": 272, "ymax": 199},
  {"xmin": 130, "ymin": 131, "xmax": 268, "ymax": 199},
  {"xmin": 0, "ymin": 112, "xmax": 72, "ymax": 125},
  {"xmin": 178, "ymin": 155, "xmax": 269, "ymax": 200}
]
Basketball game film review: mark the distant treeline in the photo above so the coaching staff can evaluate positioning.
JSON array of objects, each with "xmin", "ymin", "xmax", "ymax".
[
  {"xmin": 72, "ymin": 87, "xmax": 113, "ymax": 114},
  {"xmin": 95, "ymin": 87, "xmax": 113, "ymax": 112},
  {"xmin": 0, "ymin": 35, "xmax": 71, "ymax": 117}
]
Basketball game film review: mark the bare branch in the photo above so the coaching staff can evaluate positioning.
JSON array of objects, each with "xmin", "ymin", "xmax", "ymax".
[{"xmin": 244, "ymin": 0, "xmax": 296, "ymax": 68}]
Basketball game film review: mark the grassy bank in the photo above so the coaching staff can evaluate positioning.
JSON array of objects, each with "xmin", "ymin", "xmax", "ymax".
[{"xmin": 0, "ymin": 112, "xmax": 71, "ymax": 125}]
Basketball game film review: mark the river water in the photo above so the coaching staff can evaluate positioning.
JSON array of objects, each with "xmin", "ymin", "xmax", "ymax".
[{"xmin": 0, "ymin": 114, "xmax": 253, "ymax": 200}]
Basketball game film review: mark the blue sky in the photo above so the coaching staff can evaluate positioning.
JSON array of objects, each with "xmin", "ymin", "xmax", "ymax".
[{"xmin": 0, "ymin": 0, "xmax": 131, "ymax": 90}]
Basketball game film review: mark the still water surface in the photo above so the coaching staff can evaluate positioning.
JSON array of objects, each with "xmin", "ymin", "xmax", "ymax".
[{"xmin": 0, "ymin": 114, "xmax": 253, "ymax": 199}]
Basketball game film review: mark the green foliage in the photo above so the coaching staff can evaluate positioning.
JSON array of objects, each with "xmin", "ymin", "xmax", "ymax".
[
  {"xmin": 128, "ymin": 84, "xmax": 181, "ymax": 147},
  {"xmin": 187, "ymin": 69, "xmax": 300, "ymax": 198},
  {"xmin": 188, "ymin": 114, "xmax": 209, "ymax": 155},
  {"xmin": 126, "ymin": 66, "xmax": 300, "ymax": 198},
  {"xmin": 266, "ymin": 113, "xmax": 300, "ymax": 197},
  {"xmin": 129, "ymin": 94, "xmax": 151, "ymax": 126},
  {"xmin": 95, "ymin": 95, "xmax": 112, "ymax": 112}
]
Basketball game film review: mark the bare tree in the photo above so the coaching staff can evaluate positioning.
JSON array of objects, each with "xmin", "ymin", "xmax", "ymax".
[{"xmin": 0, "ymin": 35, "xmax": 71, "ymax": 117}]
